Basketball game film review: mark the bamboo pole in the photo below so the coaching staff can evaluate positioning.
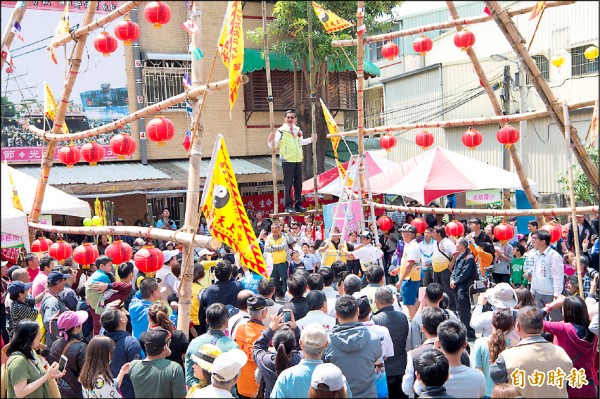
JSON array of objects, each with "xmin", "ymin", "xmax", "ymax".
[
  {"xmin": 48, "ymin": 1, "xmax": 143, "ymax": 50},
  {"xmin": 263, "ymin": 1, "xmax": 278, "ymax": 215},
  {"xmin": 446, "ymin": 1, "xmax": 541, "ymax": 222},
  {"xmin": 327, "ymin": 100, "xmax": 595, "ymax": 138},
  {"xmin": 331, "ymin": 1, "xmax": 574, "ymax": 47},
  {"xmin": 27, "ymin": 77, "xmax": 240, "ymax": 142},
  {"xmin": 307, "ymin": 1, "xmax": 319, "ymax": 210},
  {"xmin": 29, "ymin": 3, "xmax": 98, "ymax": 228},
  {"xmin": 0, "ymin": 1, "xmax": 29, "ymax": 69},
  {"xmin": 28, "ymin": 222, "xmax": 222, "ymax": 249},
  {"xmin": 562, "ymin": 102, "xmax": 584, "ymax": 300},
  {"xmin": 485, "ymin": 1, "xmax": 599, "ymax": 194},
  {"xmin": 371, "ymin": 204, "xmax": 598, "ymax": 218}
]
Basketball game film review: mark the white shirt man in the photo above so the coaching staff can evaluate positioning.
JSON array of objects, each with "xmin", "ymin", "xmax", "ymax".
[{"xmin": 349, "ymin": 232, "xmax": 384, "ymax": 272}]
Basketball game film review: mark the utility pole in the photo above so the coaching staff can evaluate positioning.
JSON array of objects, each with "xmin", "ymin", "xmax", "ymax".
[{"xmin": 501, "ymin": 65, "xmax": 511, "ymax": 209}]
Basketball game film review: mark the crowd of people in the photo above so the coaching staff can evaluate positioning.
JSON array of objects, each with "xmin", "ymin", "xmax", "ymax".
[{"xmin": 1, "ymin": 209, "xmax": 598, "ymax": 399}]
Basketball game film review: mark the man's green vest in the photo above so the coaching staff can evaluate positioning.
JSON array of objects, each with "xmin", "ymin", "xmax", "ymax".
[{"xmin": 278, "ymin": 125, "xmax": 303, "ymax": 163}]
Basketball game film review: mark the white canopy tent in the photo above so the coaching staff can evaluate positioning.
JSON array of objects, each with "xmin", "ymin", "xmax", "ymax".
[{"xmin": 368, "ymin": 146, "xmax": 539, "ymax": 204}]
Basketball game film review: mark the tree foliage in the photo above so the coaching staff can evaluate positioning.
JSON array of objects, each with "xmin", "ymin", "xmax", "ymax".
[
  {"xmin": 1, "ymin": 96, "xmax": 17, "ymax": 119},
  {"xmin": 557, "ymin": 145, "xmax": 599, "ymax": 204}
]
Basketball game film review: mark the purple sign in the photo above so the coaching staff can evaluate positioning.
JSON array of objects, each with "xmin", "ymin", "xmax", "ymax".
[{"xmin": 1, "ymin": 145, "xmax": 126, "ymax": 163}]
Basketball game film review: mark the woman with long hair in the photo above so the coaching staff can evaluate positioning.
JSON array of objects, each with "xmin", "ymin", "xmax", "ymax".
[
  {"xmin": 513, "ymin": 286, "xmax": 536, "ymax": 309},
  {"xmin": 253, "ymin": 313, "xmax": 302, "ymax": 398},
  {"xmin": 471, "ymin": 308, "xmax": 515, "ymax": 397},
  {"xmin": 4, "ymin": 320, "xmax": 64, "ymax": 398},
  {"xmin": 146, "ymin": 301, "xmax": 189, "ymax": 368},
  {"xmin": 79, "ymin": 336, "xmax": 129, "ymax": 398},
  {"xmin": 543, "ymin": 296, "xmax": 598, "ymax": 398}
]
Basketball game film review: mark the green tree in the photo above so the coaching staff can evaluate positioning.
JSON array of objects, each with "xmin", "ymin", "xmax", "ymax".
[
  {"xmin": 248, "ymin": 1, "xmax": 402, "ymax": 177},
  {"xmin": 1, "ymin": 96, "xmax": 17, "ymax": 119},
  {"xmin": 557, "ymin": 145, "xmax": 599, "ymax": 204}
]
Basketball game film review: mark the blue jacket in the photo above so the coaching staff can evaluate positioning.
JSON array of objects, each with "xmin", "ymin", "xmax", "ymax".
[
  {"xmin": 103, "ymin": 330, "xmax": 142, "ymax": 398},
  {"xmin": 129, "ymin": 293, "xmax": 153, "ymax": 340}
]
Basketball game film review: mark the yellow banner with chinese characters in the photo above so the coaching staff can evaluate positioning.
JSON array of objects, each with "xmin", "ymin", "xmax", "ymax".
[
  {"xmin": 201, "ymin": 135, "xmax": 268, "ymax": 279},
  {"xmin": 5, "ymin": 161, "xmax": 23, "ymax": 211},
  {"xmin": 320, "ymin": 99, "xmax": 347, "ymax": 180},
  {"xmin": 529, "ymin": 1, "xmax": 546, "ymax": 20},
  {"xmin": 44, "ymin": 82, "xmax": 69, "ymax": 134},
  {"xmin": 217, "ymin": 1, "xmax": 244, "ymax": 115},
  {"xmin": 312, "ymin": 1, "xmax": 352, "ymax": 33},
  {"xmin": 49, "ymin": 4, "xmax": 69, "ymax": 64}
]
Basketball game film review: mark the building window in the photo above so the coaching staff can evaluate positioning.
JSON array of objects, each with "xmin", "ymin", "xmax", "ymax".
[
  {"xmin": 142, "ymin": 59, "xmax": 190, "ymax": 109},
  {"xmin": 571, "ymin": 45, "xmax": 599, "ymax": 76},
  {"xmin": 369, "ymin": 38, "xmax": 401, "ymax": 61},
  {"xmin": 527, "ymin": 54, "xmax": 549, "ymax": 85}
]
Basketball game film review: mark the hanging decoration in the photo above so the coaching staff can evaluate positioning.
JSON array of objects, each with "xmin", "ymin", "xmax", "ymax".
[
  {"xmin": 584, "ymin": 45, "xmax": 598, "ymax": 61},
  {"xmin": 144, "ymin": 1, "xmax": 172, "ymax": 29},
  {"xmin": 93, "ymin": 31, "xmax": 118, "ymax": 57},
  {"xmin": 49, "ymin": 240, "xmax": 73, "ymax": 261},
  {"xmin": 462, "ymin": 127, "xmax": 483, "ymax": 150},
  {"xmin": 147, "ymin": 116, "xmax": 175, "ymax": 145},
  {"xmin": 445, "ymin": 220, "xmax": 465, "ymax": 238},
  {"xmin": 110, "ymin": 133, "xmax": 136, "ymax": 159},
  {"xmin": 377, "ymin": 215, "xmax": 393, "ymax": 232},
  {"xmin": 134, "ymin": 245, "xmax": 164, "ymax": 275},
  {"xmin": 31, "ymin": 238, "xmax": 53, "ymax": 253},
  {"xmin": 453, "ymin": 29, "xmax": 476, "ymax": 50},
  {"xmin": 379, "ymin": 134, "xmax": 397, "ymax": 151},
  {"xmin": 416, "ymin": 131, "xmax": 434, "ymax": 149},
  {"xmin": 73, "ymin": 243, "xmax": 99, "ymax": 269},
  {"xmin": 114, "ymin": 17, "xmax": 140, "ymax": 45},
  {"xmin": 81, "ymin": 141, "xmax": 105, "ymax": 166},
  {"xmin": 58, "ymin": 145, "xmax": 81, "ymax": 168},
  {"xmin": 411, "ymin": 218, "xmax": 428, "ymax": 236},
  {"xmin": 105, "ymin": 240, "xmax": 133, "ymax": 264},
  {"xmin": 91, "ymin": 215, "xmax": 102, "ymax": 226},
  {"xmin": 541, "ymin": 223, "xmax": 562, "ymax": 244},
  {"xmin": 182, "ymin": 130, "xmax": 192, "ymax": 151},
  {"xmin": 496, "ymin": 124, "xmax": 520, "ymax": 148},
  {"xmin": 381, "ymin": 41, "xmax": 400, "ymax": 61},
  {"xmin": 82, "ymin": 218, "xmax": 93, "ymax": 227},
  {"xmin": 413, "ymin": 36, "xmax": 433, "ymax": 56},
  {"xmin": 551, "ymin": 55, "xmax": 565, "ymax": 68},
  {"xmin": 5, "ymin": 67, "xmax": 13, "ymax": 74},
  {"xmin": 493, "ymin": 223, "xmax": 515, "ymax": 244}
]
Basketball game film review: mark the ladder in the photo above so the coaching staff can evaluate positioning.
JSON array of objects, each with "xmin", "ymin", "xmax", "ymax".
[{"xmin": 321, "ymin": 154, "xmax": 380, "ymax": 265}]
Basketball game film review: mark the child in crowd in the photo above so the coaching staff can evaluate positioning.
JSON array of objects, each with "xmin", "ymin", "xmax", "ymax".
[{"xmin": 509, "ymin": 244, "xmax": 527, "ymax": 288}]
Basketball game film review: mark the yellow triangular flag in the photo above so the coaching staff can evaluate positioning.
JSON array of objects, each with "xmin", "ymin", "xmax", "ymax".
[
  {"xmin": 217, "ymin": 1, "xmax": 244, "ymax": 115},
  {"xmin": 312, "ymin": 1, "xmax": 352, "ymax": 33}
]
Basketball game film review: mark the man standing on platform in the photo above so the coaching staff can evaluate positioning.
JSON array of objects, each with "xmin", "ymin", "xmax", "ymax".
[{"xmin": 267, "ymin": 110, "xmax": 316, "ymax": 214}]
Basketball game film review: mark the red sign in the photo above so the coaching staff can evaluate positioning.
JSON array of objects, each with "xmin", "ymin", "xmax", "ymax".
[
  {"xmin": 1, "ymin": 1, "xmax": 121, "ymax": 14},
  {"xmin": 1, "ymin": 145, "xmax": 128, "ymax": 163}
]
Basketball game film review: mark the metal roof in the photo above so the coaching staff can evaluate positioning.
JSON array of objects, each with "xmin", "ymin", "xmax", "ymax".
[
  {"xmin": 164, "ymin": 156, "xmax": 272, "ymax": 178},
  {"xmin": 15, "ymin": 162, "xmax": 171, "ymax": 185}
]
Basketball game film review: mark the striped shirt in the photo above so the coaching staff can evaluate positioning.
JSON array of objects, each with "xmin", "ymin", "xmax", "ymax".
[{"xmin": 9, "ymin": 299, "xmax": 38, "ymax": 334}]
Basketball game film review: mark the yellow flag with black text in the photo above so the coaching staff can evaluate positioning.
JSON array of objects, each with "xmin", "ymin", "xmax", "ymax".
[
  {"xmin": 320, "ymin": 98, "xmax": 347, "ymax": 180},
  {"xmin": 217, "ymin": 1, "xmax": 244, "ymax": 115},
  {"xmin": 312, "ymin": 1, "xmax": 352, "ymax": 33},
  {"xmin": 201, "ymin": 135, "xmax": 269, "ymax": 279},
  {"xmin": 44, "ymin": 82, "xmax": 69, "ymax": 134}
]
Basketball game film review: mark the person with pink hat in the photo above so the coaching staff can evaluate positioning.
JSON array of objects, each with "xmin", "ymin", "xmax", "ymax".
[{"xmin": 48, "ymin": 310, "xmax": 89, "ymax": 398}]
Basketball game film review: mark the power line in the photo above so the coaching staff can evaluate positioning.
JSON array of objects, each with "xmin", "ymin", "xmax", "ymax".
[{"xmin": 10, "ymin": 35, "xmax": 53, "ymax": 53}]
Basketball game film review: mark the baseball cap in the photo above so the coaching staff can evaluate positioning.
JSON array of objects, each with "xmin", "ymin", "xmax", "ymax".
[
  {"xmin": 400, "ymin": 223, "xmax": 417, "ymax": 234},
  {"xmin": 163, "ymin": 249, "xmax": 180, "ymax": 264},
  {"xmin": 247, "ymin": 295, "xmax": 274, "ymax": 311},
  {"xmin": 311, "ymin": 363, "xmax": 346, "ymax": 392},
  {"xmin": 190, "ymin": 344, "xmax": 222, "ymax": 372},
  {"xmin": 300, "ymin": 323, "xmax": 328, "ymax": 350},
  {"xmin": 7, "ymin": 281, "xmax": 32, "ymax": 296},
  {"xmin": 359, "ymin": 231, "xmax": 373, "ymax": 240},
  {"xmin": 140, "ymin": 328, "xmax": 171, "ymax": 356},
  {"xmin": 134, "ymin": 237, "xmax": 145, "ymax": 246},
  {"xmin": 48, "ymin": 271, "xmax": 69, "ymax": 284},
  {"xmin": 57, "ymin": 310, "xmax": 89, "ymax": 332},
  {"xmin": 486, "ymin": 283, "xmax": 517, "ymax": 309},
  {"xmin": 469, "ymin": 218, "xmax": 482, "ymax": 225},
  {"xmin": 195, "ymin": 248, "xmax": 214, "ymax": 258},
  {"xmin": 211, "ymin": 349, "xmax": 248, "ymax": 383}
]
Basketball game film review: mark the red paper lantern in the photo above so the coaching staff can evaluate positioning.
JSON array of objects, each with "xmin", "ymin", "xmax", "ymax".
[
  {"xmin": 6, "ymin": 67, "xmax": 14, "ymax": 74},
  {"xmin": 93, "ymin": 31, "xmax": 118, "ymax": 57},
  {"xmin": 105, "ymin": 240, "xmax": 133, "ymax": 264},
  {"xmin": 134, "ymin": 245, "xmax": 164, "ymax": 275},
  {"xmin": 49, "ymin": 240, "xmax": 73, "ymax": 261},
  {"xmin": 31, "ymin": 238, "xmax": 53, "ymax": 253},
  {"xmin": 378, "ymin": 216, "xmax": 393, "ymax": 232},
  {"xmin": 454, "ymin": 29, "xmax": 476, "ymax": 50},
  {"xmin": 110, "ymin": 133, "xmax": 136, "ymax": 159},
  {"xmin": 493, "ymin": 223, "xmax": 515, "ymax": 244},
  {"xmin": 496, "ymin": 124, "xmax": 520, "ymax": 148},
  {"xmin": 381, "ymin": 41, "xmax": 399, "ymax": 61},
  {"xmin": 81, "ymin": 141, "xmax": 105, "ymax": 166},
  {"xmin": 144, "ymin": 1, "xmax": 172, "ymax": 29},
  {"xmin": 379, "ymin": 134, "xmax": 397, "ymax": 152},
  {"xmin": 462, "ymin": 127, "xmax": 483, "ymax": 150},
  {"xmin": 416, "ymin": 131, "xmax": 434, "ymax": 150},
  {"xmin": 413, "ymin": 36, "xmax": 433, "ymax": 56},
  {"xmin": 411, "ymin": 218, "xmax": 428, "ymax": 235},
  {"xmin": 73, "ymin": 243, "xmax": 99, "ymax": 268},
  {"xmin": 114, "ymin": 18, "xmax": 140, "ymax": 45},
  {"xmin": 58, "ymin": 145, "xmax": 81, "ymax": 168},
  {"xmin": 147, "ymin": 116, "xmax": 175, "ymax": 145},
  {"xmin": 182, "ymin": 132, "xmax": 191, "ymax": 151},
  {"xmin": 541, "ymin": 223, "xmax": 562, "ymax": 244},
  {"xmin": 445, "ymin": 221, "xmax": 465, "ymax": 238}
]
